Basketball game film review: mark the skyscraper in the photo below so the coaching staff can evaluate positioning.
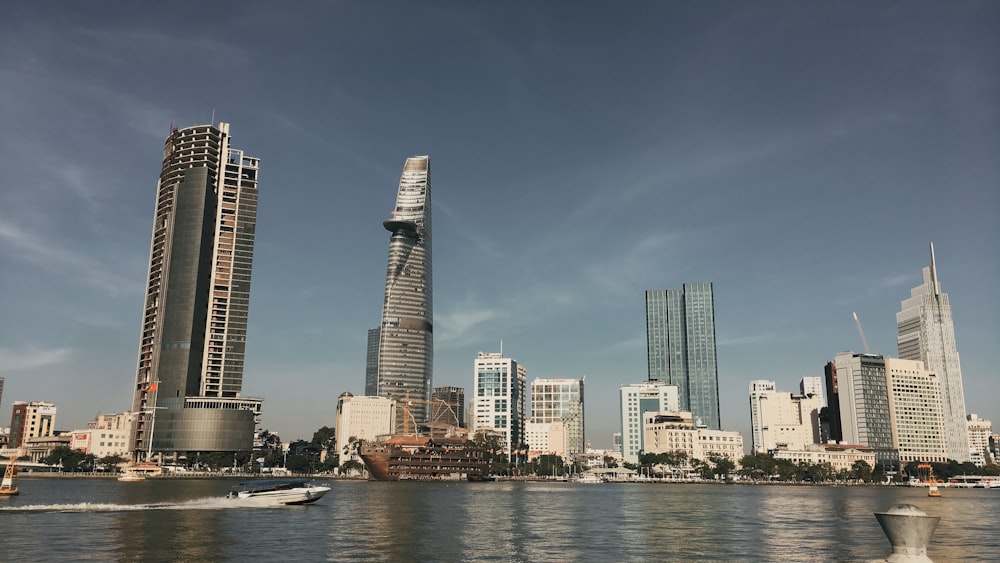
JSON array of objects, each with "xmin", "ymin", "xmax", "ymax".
[
  {"xmin": 129, "ymin": 122, "xmax": 262, "ymax": 462},
  {"xmin": 646, "ymin": 283, "xmax": 721, "ymax": 429},
  {"xmin": 377, "ymin": 156, "xmax": 433, "ymax": 430},
  {"xmin": 748, "ymin": 380, "xmax": 822, "ymax": 453},
  {"xmin": 897, "ymin": 244, "xmax": 969, "ymax": 462},
  {"xmin": 364, "ymin": 328, "xmax": 380, "ymax": 397},
  {"xmin": 833, "ymin": 352, "xmax": 898, "ymax": 472},
  {"xmin": 472, "ymin": 352, "xmax": 526, "ymax": 455},
  {"xmin": 884, "ymin": 358, "xmax": 946, "ymax": 464},
  {"xmin": 530, "ymin": 377, "xmax": 585, "ymax": 457}
]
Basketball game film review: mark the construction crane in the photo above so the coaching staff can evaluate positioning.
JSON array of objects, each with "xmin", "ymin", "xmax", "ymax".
[{"xmin": 852, "ymin": 311, "xmax": 871, "ymax": 354}]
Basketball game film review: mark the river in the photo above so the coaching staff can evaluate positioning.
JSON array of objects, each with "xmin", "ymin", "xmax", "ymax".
[{"xmin": 1, "ymin": 478, "xmax": 996, "ymax": 561}]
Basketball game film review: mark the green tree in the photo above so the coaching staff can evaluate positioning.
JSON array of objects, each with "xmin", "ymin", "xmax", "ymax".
[
  {"xmin": 98, "ymin": 454, "xmax": 127, "ymax": 473},
  {"xmin": 707, "ymin": 453, "xmax": 735, "ymax": 481},
  {"xmin": 851, "ymin": 460, "xmax": 873, "ymax": 483},
  {"xmin": 339, "ymin": 459, "xmax": 365, "ymax": 476},
  {"xmin": 42, "ymin": 446, "xmax": 94, "ymax": 472}
]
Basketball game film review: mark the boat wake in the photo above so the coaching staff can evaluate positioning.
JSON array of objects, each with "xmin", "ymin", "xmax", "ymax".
[{"xmin": 0, "ymin": 496, "xmax": 287, "ymax": 513}]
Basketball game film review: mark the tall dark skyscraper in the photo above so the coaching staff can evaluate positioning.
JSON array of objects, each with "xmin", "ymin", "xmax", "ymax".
[
  {"xmin": 377, "ymin": 156, "xmax": 433, "ymax": 431},
  {"xmin": 364, "ymin": 327, "xmax": 380, "ymax": 397},
  {"xmin": 646, "ymin": 283, "xmax": 721, "ymax": 429},
  {"xmin": 129, "ymin": 122, "xmax": 262, "ymax": 462}
]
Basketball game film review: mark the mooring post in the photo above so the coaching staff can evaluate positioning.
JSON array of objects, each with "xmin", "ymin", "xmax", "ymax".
[{"xmin": 873, "ymin": 504, "xmax": 940, "ymax": 562}]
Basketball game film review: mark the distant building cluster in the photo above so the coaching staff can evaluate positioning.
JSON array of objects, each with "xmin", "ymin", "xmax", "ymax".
[{"xmin": 747, "ymin": 245, "xmax": 990, "ymax": 473}]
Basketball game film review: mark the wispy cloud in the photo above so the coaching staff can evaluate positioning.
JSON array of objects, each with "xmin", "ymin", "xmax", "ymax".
[
  {"xmin": 718, "ymin": 333, "xmax": 776, "ymax": 347},
  {"xmin": 435, "ymin": 305, "xmax": 502, "ymax": 347},
  {"xmin": 879, "ymin": 274, "xmax": 911, "ymax": 289},
  {"xmin": 0, "ymin": 218, "xmax": 136, "ymax": 295},
  {"xmin": 0, "ymin": 345, "xmax": 73, "ymax": 370}
]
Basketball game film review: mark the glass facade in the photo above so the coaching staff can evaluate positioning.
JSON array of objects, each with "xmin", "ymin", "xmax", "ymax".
[
  {"xmin": 645, "ymin": 283, "xmax": 721, "ymax": 429},
  {"xmin": 530, "ymin": 378, "xmax": 585, "ymax": 456}
]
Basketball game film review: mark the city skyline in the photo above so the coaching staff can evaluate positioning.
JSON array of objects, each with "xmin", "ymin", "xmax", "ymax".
[{"xmin": 0, "ymin": 3, "xmax": 997, "ymax": 448}]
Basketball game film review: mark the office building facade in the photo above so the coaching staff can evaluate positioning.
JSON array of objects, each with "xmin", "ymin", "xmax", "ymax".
[
  {"xmin": 884, "ymin": 358, "xmax": 947, "ymax": 464},
  {"xmin": 646, "ymin": 283, "xmax": 721, "ymax": 429},
  {"xmin": 334, "ymin": 392, "xmax": 396, "ymax": 461},
  {"xmin": 472, "ymin": 352, "xmax": 526, "ymax": 455},
  {"xmin": 9, "ymin": 401, "xmax": 56, "ymax": 450},
  {"xmin": 129, "ymin": 122, "xmax": 262, "ymax": 462},
  {"xmin": 897, "ymin": 244, "xmax": 969, "ymax": 462},
  {"xmin": 748, "ymin": 380, "xmax": 821, "ymax": 453},
  {"xmin": 619, "ymin": 382, "xmax": 679, "ymax": 464},
  {"xmin": 365, "ymin": 328, "xmax": 380, "ymax": 397},
  {"xmin": 377, "ymin": 156, "xmax": 433, "ymax": 431},
  {"xmin": 834, "ymin": 352, "xmax": 898, "ymax": 472},
  {"xmin": 530, "ymin": 377, "xmax": 585, "ymax": 457}
]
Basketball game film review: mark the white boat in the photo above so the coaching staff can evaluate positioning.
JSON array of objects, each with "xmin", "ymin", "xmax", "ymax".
[
  {"xmin": 117, "ymin": 471, "xmax": 146, "ymax": 482},
  {"xmin": 227, "ymin": 479, "xmax": 330, "ymax": 505},
  {"xmin": 575, "ymin": 473, "xmax": 604, "ymax": 484}
]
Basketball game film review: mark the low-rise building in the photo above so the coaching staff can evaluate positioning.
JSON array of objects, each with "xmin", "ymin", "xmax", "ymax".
[
  {"xmin": 772, "ymin": 443, "xmax": 876, "ymax": 473},
  {"xmin": 644, "ymin": 411, "xmax": 744, "ymax": 463},
  {"xmin": 68, "ymin": 412, "xmax": 133, "ymax": 461},
  {"xmin": 334, "ymin": 393, "xmax": 395, "ymax": 463}
]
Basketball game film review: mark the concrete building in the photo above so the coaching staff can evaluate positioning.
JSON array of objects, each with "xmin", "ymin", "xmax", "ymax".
[
  {"xmin": 643, "ymin": 411, "xmax": 744, "ymax": 463},
  {"xmin": 129, "ymin": 122, "xmax": 262, "ymax": 463},
  {"xmin": 966, "ymin": 414, "xmax": 993, "ymax": 466},
  {"xmin": 525, "ymin": 419, "xmax": 567, "ymax": 460},
  {"xmin": 334, "ymin": 393, "xmax": 396, "ymax": 462},
  {"xmin": 9, "ymin": 401, "xmax": 57, "ymax": 450},
  {"xmin": 800, "ymin": 376, "xmax": 826, "ymax": 408},
  {"xmin": 897, "ymin": 244, "xmax": 969, "ymax": 461},
  {"xmin": 376, "ymin": 156, "xmax": 434, "ymax": 432},
  {"xmin": 365, "ymin": 328, "xmax": 380, "ymax": 397},
  {"xmin": 884, "ymin": 358, "xmax": 947, "ymax": 464},
  {"xmin": 619, "ymin": 382, "xmax": 679, "ymax": 464},
  {"xmin": 772, "ymin": 443, "xmax": 877, "ymax": 473},
  {"xmin": 821, "ymin": 360, "xmax": 843, "ymax": 443},
  {"xmin": 69, "ymin": 412, "xmax": 133, "ymax": 460},
  {"xmin": 472, "ymin": 352, "xmax": 526, "ymax": 455},
  {"xmin": 834, "ymin": 352, "xmax": 898, "ymax": 472},
  {"xmin": 530, "ymin": 377, "xmax": 585, "ymax": 457},
  {"xmin": 646, "ymin": 283, "xmax": 721, "ymax": 429},
  {"xmin": 748, "ymin": 380, "xmax": 821, "ymax": 453}
]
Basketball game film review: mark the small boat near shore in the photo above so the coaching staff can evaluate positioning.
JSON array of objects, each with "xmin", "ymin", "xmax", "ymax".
[{"xmin": 227, "ymin": 479, "xmax": 330, "ymax": 505}]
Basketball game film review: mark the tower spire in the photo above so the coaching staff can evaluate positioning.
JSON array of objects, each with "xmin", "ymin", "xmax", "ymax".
[{"xmin": 929, "ymin": 242, "xmax": 940, "ymax": 296}]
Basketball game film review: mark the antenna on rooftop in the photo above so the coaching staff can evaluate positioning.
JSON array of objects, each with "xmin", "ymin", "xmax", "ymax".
[{"xmin": 852, "ymin": 312, "xmax": 871, "ymax": 354}]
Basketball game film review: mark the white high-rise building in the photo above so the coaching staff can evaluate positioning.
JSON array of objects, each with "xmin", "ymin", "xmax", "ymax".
[
  {"xmin": 472, "ymin": 352, "xmax": 526, "ymax": 455},
  {"xmin": 529, "ymin": 377, "xmax": 585, "ymax": 458},
  {"xmin": 334, "ymin": 393, "xmax": 396, "ymax": 461},
  {"xmin": 9, "ymin": 401, "xmax": 57, "ymax": 450},
  {"xmin": 748, "ymin": 380, "xmax": 821, "ymax": 453},
  {"xmin": 966, "ymin": 414, "xmax": 993, "ymax": 467},
  {"xmin": 897, "ymin": 244, "xmax": 969, "ymax": 462},
  {"xmin": 799, "ymin": 376, "xmax": 826, "ymax": 408},
  {"xmin": 619, "ymin": 382, "xmax": 679, "ymax": 464},
  {"xmin": 884, "ymin": 358, "xmax": 947, "ymax": 464}
]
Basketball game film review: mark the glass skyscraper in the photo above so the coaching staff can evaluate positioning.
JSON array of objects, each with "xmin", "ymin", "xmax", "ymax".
[
  {"xmin": 377, "ymin": 156, "xmax": 433, "ymax": 431},
  {"xmin": 897, "ymin": 244, "xmax": 969, "ymax": 462},
  {"xmin": 130, "ymin": 122, "xmax": 262, "ymax": 463},
  {"xmin": 646, "ymin": 283, "xmax": 721, "ymax": 429}
]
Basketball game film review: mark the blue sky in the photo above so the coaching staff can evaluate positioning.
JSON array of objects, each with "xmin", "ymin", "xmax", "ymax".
[{"xmin": 1, "ymin": 2, "xmax": 997, "ymax": 449}]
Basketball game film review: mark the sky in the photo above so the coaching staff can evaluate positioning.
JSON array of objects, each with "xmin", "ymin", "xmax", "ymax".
[{"xmin": 1, "ymin": 2, "xmax": 997, "ymax": 450}]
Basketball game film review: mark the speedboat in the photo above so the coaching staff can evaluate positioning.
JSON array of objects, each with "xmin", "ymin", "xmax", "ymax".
[{"xmin": 227, "ymin": 479, "xmax": 330, "ymax": 505}]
